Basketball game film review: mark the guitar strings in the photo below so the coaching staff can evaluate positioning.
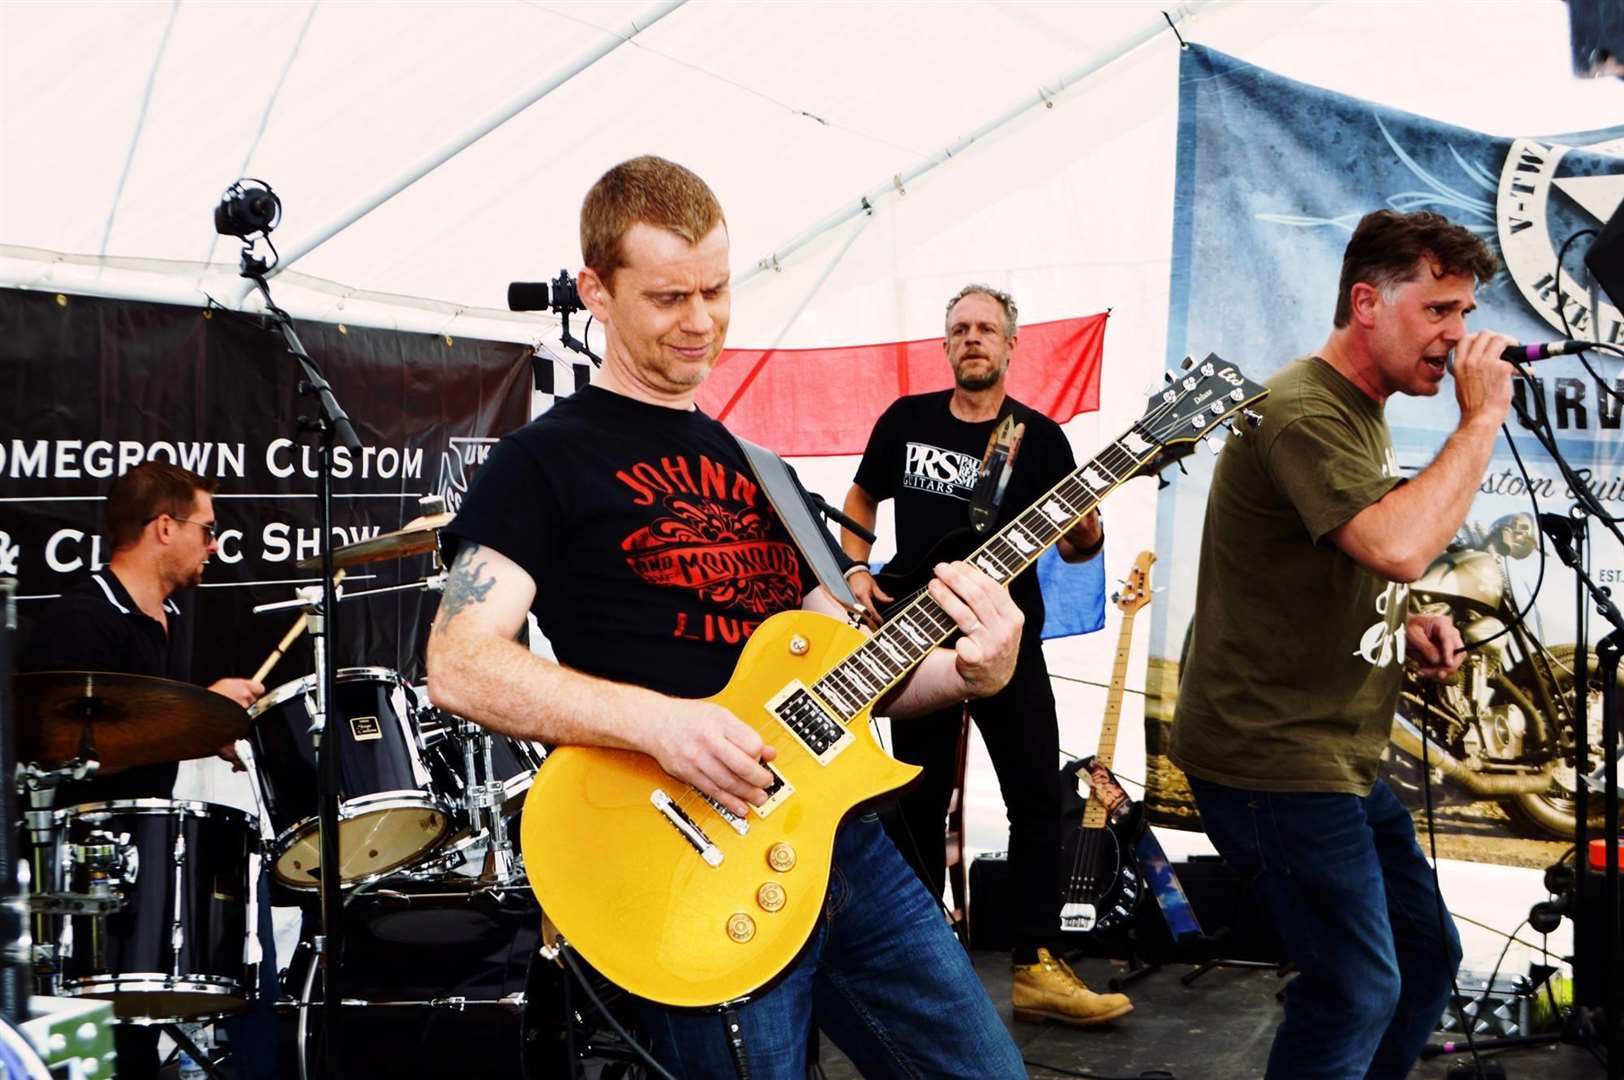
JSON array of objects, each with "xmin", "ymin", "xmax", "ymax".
[{"xmin": 664, "ymin": 375, "xmax": 1229, "ymax": 869}]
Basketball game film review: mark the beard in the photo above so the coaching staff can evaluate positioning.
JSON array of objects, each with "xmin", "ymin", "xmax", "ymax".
[{"xmin": 955, "ymin": 366, "xmax": 1001, "ymax": 391}]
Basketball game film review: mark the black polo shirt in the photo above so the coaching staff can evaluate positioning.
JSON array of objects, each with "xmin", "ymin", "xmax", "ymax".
[{"xmin": 25, "ymin": 569, "xmax": 195, "ymax": 807}]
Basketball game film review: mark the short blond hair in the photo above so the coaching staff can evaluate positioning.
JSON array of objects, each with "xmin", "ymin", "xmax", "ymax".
[{"xmin": 580, "ymin": 156, "xmax": 726, "ymax": 291}]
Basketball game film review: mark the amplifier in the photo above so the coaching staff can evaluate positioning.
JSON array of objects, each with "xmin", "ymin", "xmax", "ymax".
[{"xmin": 969, "ymin": 851, "xmax": 1284, "ymax": 964}]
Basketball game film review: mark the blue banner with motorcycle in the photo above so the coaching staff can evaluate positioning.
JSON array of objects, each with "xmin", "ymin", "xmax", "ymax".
[{"xmin": 1144, "ymin": 45, "xmax": 1624, "ymax": 868}]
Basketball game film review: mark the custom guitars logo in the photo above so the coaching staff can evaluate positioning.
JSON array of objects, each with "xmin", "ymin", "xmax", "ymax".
[
  {"xmin": 902, "ymin": 441, "xmax": 980, "ymax": 499},
  {"xmin": 617, "ymin": 453, "xmax": 802, "ymax": 621}
]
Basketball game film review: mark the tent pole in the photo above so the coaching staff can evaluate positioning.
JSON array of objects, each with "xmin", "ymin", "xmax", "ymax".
[
  {"xmin": 735, "ymin": 0, "xmax": 1220, "ymax": 292},
  {"xmin": 236, "ymin": 0, "xmax": 687, "ymax": 297}
]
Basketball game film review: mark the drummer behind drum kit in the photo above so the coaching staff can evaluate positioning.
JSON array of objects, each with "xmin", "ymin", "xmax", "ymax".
[{"xmin": 13, "ymin": 507, "xmax": 614, "ymax": 1079}]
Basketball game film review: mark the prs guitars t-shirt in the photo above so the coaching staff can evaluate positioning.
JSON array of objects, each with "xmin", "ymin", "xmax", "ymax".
[
  {"xmin": 853, "ymin": 390, "xmax": 1078, "ymax": 637},
  {"xmin": 446, "ymin": 386, "xmax": 813, "ymax": 699},
  {"xmin": 1171, "ymin": 356, "xmax": 1407, "ymax": 795}
]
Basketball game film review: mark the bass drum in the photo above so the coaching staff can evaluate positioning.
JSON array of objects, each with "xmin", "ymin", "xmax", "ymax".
[{"xmin": 278, "ymin": 879, "xmax": 594, "ymax": 1079}]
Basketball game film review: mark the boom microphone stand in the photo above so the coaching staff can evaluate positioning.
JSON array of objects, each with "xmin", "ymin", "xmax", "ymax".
[
  {"xmin": 218, "ymin": 179, "xmax": 362, "ymax": 1080},
  {"xmin": 1508, "ymin": 385, "xmax": 1623, "ymax": 1077}
]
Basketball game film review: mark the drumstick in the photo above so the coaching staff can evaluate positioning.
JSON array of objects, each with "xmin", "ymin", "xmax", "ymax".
[{"xmin": 251, "ymin": 569, "xmax": 346, "ymax": 685}]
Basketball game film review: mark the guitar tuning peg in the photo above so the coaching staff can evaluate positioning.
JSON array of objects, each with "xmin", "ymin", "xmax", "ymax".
[
  {"xmin": 1176, "ymin": 458, "xmax": 1189, "ymax": 475},
  {"xmin": 1205, "ymin": 433, "xmax": 1223, "ymax": 455},
  {"xmin": 1243, "ymin": 408, "xmax": 1263, "ymax": 429},
  {"xmin": 1157, "ymin": 474, "xmax": 1171, "ymax": 490},
  {"xmin": 1179, "ymin": 355, "xmax": 1196, "ymax": 370},
  {"xmin": 1163, "ymin": 370, "xmax": 1177, "ymax": 384}
]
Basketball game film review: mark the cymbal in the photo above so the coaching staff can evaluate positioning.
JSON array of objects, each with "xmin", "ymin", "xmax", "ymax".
[
  {"xmin": 15, "ymin": 671, "xmax": 251, "ymax": 773},
  {"xmin": 295, "ymin": 511, "xmax": 455, "ymax": 571}
]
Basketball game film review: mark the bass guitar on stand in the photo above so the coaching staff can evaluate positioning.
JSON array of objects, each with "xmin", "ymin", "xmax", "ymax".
[{"xmin": 1060, "ymin": 550, "xmax": 1154, "ymax": 934}]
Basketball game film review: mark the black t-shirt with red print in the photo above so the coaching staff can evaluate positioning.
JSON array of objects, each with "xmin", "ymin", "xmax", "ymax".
[{"xmin": 446, "ymin": 386, "xmax": 814, "ymax": 700}]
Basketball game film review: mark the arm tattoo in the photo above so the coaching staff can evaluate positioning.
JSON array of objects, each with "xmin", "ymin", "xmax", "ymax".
[{"xmin": 436, "ymin": 544, "xmax": 496, "ymax": 628}]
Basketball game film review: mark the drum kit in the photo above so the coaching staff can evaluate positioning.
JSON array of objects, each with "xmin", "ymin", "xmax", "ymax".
[{"xmin": 9, "ymin": 509, "xmax": 621, "ymax": 1079}]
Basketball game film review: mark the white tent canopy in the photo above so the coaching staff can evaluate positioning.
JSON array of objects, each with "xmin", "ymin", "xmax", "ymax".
[{"xmin": 5, "ymin": 0, "xmax": 1622, "ymax": 974}]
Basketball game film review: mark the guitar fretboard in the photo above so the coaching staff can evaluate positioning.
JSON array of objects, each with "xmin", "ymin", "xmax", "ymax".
[
  {"xmin": 811, "ymin": 425, "xmax": 1159, "ymax": 721},
  {"xmin": 1082, "ymin": 605, "xmax": 1140, "ymax": 830}
]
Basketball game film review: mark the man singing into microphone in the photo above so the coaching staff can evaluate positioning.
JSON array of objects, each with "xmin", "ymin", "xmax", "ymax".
[{"xmin": 1171, "ymin": 210, "xmax": 1516, "ymax": 1079}]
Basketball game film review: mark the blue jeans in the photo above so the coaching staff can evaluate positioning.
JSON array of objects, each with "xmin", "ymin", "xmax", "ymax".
[
  {"xmin": 1188, "ymin": 777, "xmax": 1462, "ymax": 1080},
  {"xmin": 637, "ymin": 813, "xmax": 1024, "ymax": 1079}
]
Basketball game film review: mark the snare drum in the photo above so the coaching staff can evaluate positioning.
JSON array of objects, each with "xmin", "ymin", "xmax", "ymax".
[
  {"xmin": 247, "ymin": 668, "xmax": 454, "ymax": 889},
  {"xmin": 55, "ymin": 799, "xmax": 258, "ymax": 1022}
]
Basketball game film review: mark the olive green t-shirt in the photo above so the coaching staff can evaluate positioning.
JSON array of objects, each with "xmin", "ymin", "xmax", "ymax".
[{"xmin": 1170, "ymin": 356, "xmax": 1410, "ymax": 795}]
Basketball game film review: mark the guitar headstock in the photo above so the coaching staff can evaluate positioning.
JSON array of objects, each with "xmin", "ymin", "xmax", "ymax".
[
  {"xmin": 1128, "ymin": 354, "xmax": 1268, "ymax": 479},
  {"xmin": 1112, "ymin": 550, "xmax": 1156, "ymax": 614}
]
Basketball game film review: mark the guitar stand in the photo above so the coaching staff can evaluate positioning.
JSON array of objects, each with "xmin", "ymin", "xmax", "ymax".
[
  {"xmin": 1181, "ymin": 955, "xmax": 1296, "ymax": 992},
  {"xmin": 1105, "ymin": 949, "xmax": 1160, "ymax": 993},
  {"xmin": 1179, "ymin": 928, "xmax": 1294, "ymax": 992}
]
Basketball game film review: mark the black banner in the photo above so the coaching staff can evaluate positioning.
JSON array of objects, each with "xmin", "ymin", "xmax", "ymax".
[{"xmin": 0, "ymin": 288, "xmax": 533, "ymax": 689}]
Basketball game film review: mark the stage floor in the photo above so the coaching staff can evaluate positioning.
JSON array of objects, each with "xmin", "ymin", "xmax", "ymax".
[{"xmin": 817, "ymin": 949, "xmax": 1600, "ymax": 1080}]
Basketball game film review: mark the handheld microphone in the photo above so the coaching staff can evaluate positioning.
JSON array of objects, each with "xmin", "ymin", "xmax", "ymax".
[{"xmin": 1446, "ymin": 340, "xmax": 1602, "ymax": 375}]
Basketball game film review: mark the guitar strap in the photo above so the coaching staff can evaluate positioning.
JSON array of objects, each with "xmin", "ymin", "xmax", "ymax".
[
  {"xmin": 967, "ymin": 397, "xmax": 1030, "ymax": 534},
  {"xmin": 732, "ymin": 435, "xmax": 863, "ymax": 617}
]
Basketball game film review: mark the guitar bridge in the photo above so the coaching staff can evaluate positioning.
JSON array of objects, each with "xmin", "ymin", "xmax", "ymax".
[
  {"xmin": 651, "ymin": 789, "xmax": 723, "ymax": 867},
  {"xmin": 1059, "ymin": 901, "xmax": 1098, "ymax": 932},
  {"xmin": 696, "ymin": 792, "xmax": 750, "ymax": 836}
]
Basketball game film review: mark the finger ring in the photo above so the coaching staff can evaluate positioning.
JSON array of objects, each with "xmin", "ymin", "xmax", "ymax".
[{"xmin": 965, "ymin": 620, "xmax": 981, "ymax": 634}]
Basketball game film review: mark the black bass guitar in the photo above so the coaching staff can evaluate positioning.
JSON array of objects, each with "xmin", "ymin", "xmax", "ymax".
[{"xmin": 1058, "ymin": 550, "xmax": 1153, "ymax": 934}]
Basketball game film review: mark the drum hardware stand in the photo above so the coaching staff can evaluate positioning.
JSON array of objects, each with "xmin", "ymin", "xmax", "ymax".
[
  {"xmin": 436, "ymin": 711, "xmax": 522, "ymax": 884},
  {"xmin": 471, "ymin": 728, "xmax": 521, "ymax": 884},
  {"xmin": 15, "ymin": 760, "xmax": 109, "ymax": 981},
  {"xmin": 0, "ymin": 576, "xmax": 24, "ymax": 1027}
]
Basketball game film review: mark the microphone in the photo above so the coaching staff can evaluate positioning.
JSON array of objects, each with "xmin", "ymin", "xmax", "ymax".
[
  {"xmin": 507, "ymin": 282, "xmax": 552, "ymax": 312},
  {"xmin": 1446, "ymin": 340, "xmax": 1601, "ymax": 375},
  {"xmin": 1500, "ymin": 340, "xmax": 1596, "ymax": 363}
]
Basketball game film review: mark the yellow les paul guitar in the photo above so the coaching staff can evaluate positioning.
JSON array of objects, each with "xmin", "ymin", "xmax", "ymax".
[{"xmin": 520, "ymin": 356, "xmax": 1268, "ymax": 1007}]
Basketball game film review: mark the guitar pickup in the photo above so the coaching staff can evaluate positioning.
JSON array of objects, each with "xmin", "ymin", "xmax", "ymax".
[
  {"xmin": 765, "ymin": 683, "xmax": 853, "ymax": 765},
  {"xmin": 650, "ymin": 789, "xmax": 722, "ymax": 867},
  {"xmin": 752, "ymin": 760, "xmax": 792, "ymax": 819}
]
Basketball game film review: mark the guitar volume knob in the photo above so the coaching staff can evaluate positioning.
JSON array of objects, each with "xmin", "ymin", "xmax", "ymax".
[
  {"xmin": 767, "ymin": 842, "xmax": 796, "ymax": 872},
  {"xmin": 757, "ymin": 882, "xmax": 786, "ymax": 912},
  {"xmin": 788, "ymin": 635, "xmax": 809, "ymax": 656},
  {"xmin": 726, "ymin": 913, "xmax": 756, "ymax": 943}
]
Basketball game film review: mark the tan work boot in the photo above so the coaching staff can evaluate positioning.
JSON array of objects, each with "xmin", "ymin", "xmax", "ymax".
[{"xmin": 1011, "ymin": 948, "xmax": 1134, "ymax": 1026}]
